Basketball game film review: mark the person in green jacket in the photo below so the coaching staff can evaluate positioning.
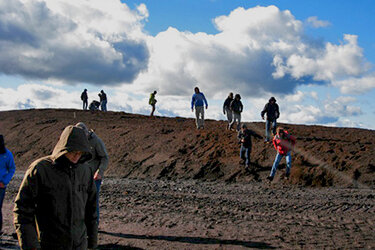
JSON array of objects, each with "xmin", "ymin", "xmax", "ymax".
[
  {"xmin": 14, "ymin": 125, "xmax": 97, "ymax": 250},
  {"xmin": 75, "ymin": 122, "xmax": 108, "ymax": 224},
  {"xmin": 149, "ymin": 90, "xmax": 157, "ymax": 116}
]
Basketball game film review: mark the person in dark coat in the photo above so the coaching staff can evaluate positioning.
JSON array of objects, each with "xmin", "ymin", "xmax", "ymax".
[
  {"xmin": 229, "ymin": 94, "xmax": 243, "ymax": 131},
  {"xmin": 237, "ymin": 124, "xmax": 262, "ymax": 170},
  {"xmin": 261, "ymin": 97, "xmax": 280, "ymax": 142},
  {"xmin": 81, "ymin": 89, "xmax": 88, "ymax": 110},
  {"xmin": 223, "ymin": 92, "xmax": 233, "ymax": 129},
  {"xmin": 149, "ymin": 91, "xmax": 157, "ymax": 117},
  {"xmin": 89, "ymin": 100, "xmax": 100, "ymax": 111},
  {"xmin": 14, "ymin": 126, "xmax": 97, "ymax": 250},
  {"xmin": 98, "ymin": 90, "xmax": 107, "ymax": 111}
]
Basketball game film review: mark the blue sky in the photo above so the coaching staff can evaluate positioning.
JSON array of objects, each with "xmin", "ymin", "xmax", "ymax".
[{"xmin": 0, "ymin": 0, "xmax": 374, "ymax": 129}]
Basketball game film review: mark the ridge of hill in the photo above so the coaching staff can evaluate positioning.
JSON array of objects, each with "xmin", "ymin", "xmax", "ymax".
[{"xmin": 0, "ymin": 109, "xmax": 374, "ymax": 187}]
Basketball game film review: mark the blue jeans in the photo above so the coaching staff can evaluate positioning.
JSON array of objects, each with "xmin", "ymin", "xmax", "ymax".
[
  {"xmin": 240, "ymin": 145, "xmax": 251, "ymax": 167},
  {"xmin": 0, "ymin": 188, "xmax": 5, "ymax": 231},
  {"xmin": 101, "ymin": 100, "xmax": 107, "ymax": 111},
  {"xmin": 95, "ymin": 179, "xmax": 102, "ymax": 224},
  {"xmin": 265, "ymin": 119, "xmax": 277, "ymax": 141},
  {"xmin": 270, "ymin": 152, "xmax": 292, "ymax": 177}
]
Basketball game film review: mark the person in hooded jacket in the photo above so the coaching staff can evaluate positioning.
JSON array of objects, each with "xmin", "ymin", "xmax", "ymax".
[
  {"xmin": 13, "ymin": 126, "xmax": 97, "ymax": 250},
  {"xmin": 267, "ymin": 127, "xmax": 296, "ymax": 182},
  {"xmin": 237, "ymin": 124, "xmax": 262, "ymax": 170},
  {"xmin": 75, "ymin": 122, "xmax": 108, "ymax": 224},
  {"xmin": 191, "ymin": 87, "xmax": 208, "ymax": 129},
  {"xmin": 149, "ymin": 91, "xmax": 157, "ymax": 117},
  {"xmin": 0, "ymin": 135, "xmax": 16, "ymax": 234},
  {"xmin": 261, "ymin": 97, "xmax": 280, "ymax": 142},
  {"xmin": 223, "ymin": 92, "xmax": 233, "ymax": 129},
  {"xmin": 81, "ymin": 89, "xmax": 88, "ymax": 110},
  {"xmin": 98, "ymin": 90, "xmax": 107, "ymax": 111},
  {"xmin": 229, "ymin": 94, "xmax": 243, "ymax": 131}
]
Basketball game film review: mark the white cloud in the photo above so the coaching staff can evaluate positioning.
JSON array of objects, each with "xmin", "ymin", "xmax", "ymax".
[
  {"xmin": 332, "ymin": 74, "xmax": 375, "ymax": 94},
  {"xmin": 0, "ymin": 0, "xmax": 149, "ymax": 85},
  {"xmin": 307, "ymin": 16, "xmax": 331, "ymax": 28}
]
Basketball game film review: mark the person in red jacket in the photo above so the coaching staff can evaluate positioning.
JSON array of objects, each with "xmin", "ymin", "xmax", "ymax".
[{"xmin": 267, "ymin": 127, "xmax": 296, "ymax": 181}]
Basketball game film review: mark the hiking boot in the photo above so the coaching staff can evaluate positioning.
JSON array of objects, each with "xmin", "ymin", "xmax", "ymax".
[{"xmin": 266, "ymin": 176, "xmax": 274, "ymax": 182}]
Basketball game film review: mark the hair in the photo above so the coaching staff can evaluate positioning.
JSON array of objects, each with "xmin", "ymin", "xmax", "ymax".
[
  {"xmin": 269, "ymin": 97, "xmax": 276, "ymax": 102},
  {"xmin": 229, "ymin": 92, "xmax": 233, "ymax": 97},
  {"xmin": 194, "ymin": 87, "xmax": 199, "ymax": 92},
  {"xmin": 235, "ymin": 94, "xmax": 241, "ymax": 99},
  {"xmin": 0, "ymin": 135, "xmax": 6, "ymax": 154},
  {"xmin": 153, "ymin": 90, "xmax": 157, "ymax": 94},
  {"xmin": 241, "ymin": 124, "xmax": 247, "ymax": 129}
]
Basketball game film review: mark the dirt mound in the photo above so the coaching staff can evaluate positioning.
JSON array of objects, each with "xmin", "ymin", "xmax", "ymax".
[{"xmin": 0, "ymin": 109, "xmax": 374, "ymax": 187}]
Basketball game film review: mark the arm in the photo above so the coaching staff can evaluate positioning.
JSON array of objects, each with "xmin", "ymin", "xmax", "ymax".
[
  {"xmin": 191, "ymin": 95, "xmax": 195, "ymax": 110},
  {"xmin": 202, "ymin": 93, "xmax": 208, "ymax": 108},
  {"xmin": 85, "ymin": 175, "xmax": 98, "ymax": 249},
  {"xmin": 2, "ymin": 151, "xmax": 16, "ymax": 185},
  {"xmin": 261, "ymin": 103, "xmax": 268, "ymax": 119},
  {"xmin": 95, "ymin": 138, "xmax": 109, "ymax": 178},
  {"xmin": 14, "ymin": 167, "xmax": 40, "ymax": 250},
  {"xmin": 272, "ymin": 137, "xmax": 278, "ymax": 150},
  {"xmin": 275, "ymin": 104, "xmax": 280, "ymax": 119},
  {"xmin": 240, "ymin": 102, "xmax": 243, "ymax": 113}
]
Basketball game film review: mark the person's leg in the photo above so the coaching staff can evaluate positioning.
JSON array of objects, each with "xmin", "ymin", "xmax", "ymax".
[
  {"xmin": 201, "ymin": 106, "xmax": 205, "ymax": 128},
  {"xmin": 95, "ymin": 179, "xmax": 102, "ymax": 224},
  {"xmin": 0, "ymin": 188, "xmax": 6, "ymax": 232},
  {"xmin": 226, "ymin": 108, "xmax": 232, "ymax": 127},
  {"xmin": 150, "ymin": 104, "xmax": 155, "ymax": 116},
  {"xmin": 265, "ymin": 120, "xmax": 270, "ymax": 141},
  {"xmin": 270, "ymin": 152, "xmax": 283, "ymax": 177},
  {"xmin": 237, "ymin": 114, "xmax": 242, "ymax": 131},
  {"xmin": 195, "ymin": 107, "xmax": 200, "ymax": 128},
  {"xmin": 245, "ymin": 147, "xmax": 251, "ymax": 167},
  {"xmin": 240, "ymin": 145, "xmax": 246, "ymax": 161},
  {"xmin": 230, "ymin": 113, "xmax": 238, "ymax": 130},
  {"xmin": 272, "ymin": 119, "xmax": 277, "ymax": 136},
  {"xmin": 104, "ymin": 100, "xmax": 107, "ymax": 111},
  {"xmin": 285, "ymin": 151, "xmax": 292, "ymax": 176}
]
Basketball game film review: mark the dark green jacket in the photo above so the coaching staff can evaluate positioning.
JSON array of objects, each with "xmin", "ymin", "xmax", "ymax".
[{"xmin": 14, "ymin": 126, "xmax": 98, "ymax": 250}]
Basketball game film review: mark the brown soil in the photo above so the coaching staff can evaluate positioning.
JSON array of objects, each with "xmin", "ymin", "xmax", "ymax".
[{"xmin": 0, "ymin": 109, "xmax": 374, "ymax": 249}]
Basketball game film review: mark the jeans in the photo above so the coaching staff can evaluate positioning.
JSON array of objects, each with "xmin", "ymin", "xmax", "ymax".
[
  {"xmin": 195, "ymin": 106, "xmax": 205, "ymax": 128},
  {"xmin": 265, "ymin": 119, "xmax": 277, "ymax": 141},
  {"xmin": 225, "ymin": 107, "xmax": 233, "ymax": 126},
  {"xmin": 0, "ymin": 188, "xmax": 5, "ymax": 231},
  {"xmin": 101, "ymin": 100, "xmax": 107, "ymax": 111},
  {"xmin": 240, "ymin": 146, "xmax": 251, "ymax": 167},
  {"xmin": 95, "ymin": 179, "xmax": 102, "ymax": 224},
  {"xmin": 83, "ymin": 100, "xmax": 88, "ymax": 110},
  {"xmin": 270, "ymin": 152, "xmax": 292, "ymax": 177},
  {"xmin": 230, "ymin": 112, "xmax": 241, "ymax": 131}
]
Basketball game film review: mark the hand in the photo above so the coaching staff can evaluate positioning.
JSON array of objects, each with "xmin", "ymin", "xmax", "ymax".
[
  {"xmin": 191, "ymin": 109, "xmax": 194, "ymax": 112},
  {"xmin": 261, "ymin": 116, "xmax": 264, "ymax": 120},
  {"xmin": 0, "ymin": 182, "xmax": 4, "ymax": 188},
  {"xmin": 205, "ymin": 106, "xmax": 208, "ymax": 109},
  {"xmin": 93, "ymin": 172, "xmax": 102, "ymax": 180}
]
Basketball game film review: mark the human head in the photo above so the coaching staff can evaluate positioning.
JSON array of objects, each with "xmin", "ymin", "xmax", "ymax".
[
  {"xmin": 228, "ymin": 92, "xmax": 233, "ymax": 99},
  {"xmin": 75, "ymin": 122, "xmax": 89, "ymax": 137},
  {"xmin": 235, "ymin": 94, "xmax": 241, "ymax": 100},
  {"xmin": 241, "ymin": 123, "xmax": 247, "ymax": 132},
  {"xmin": 277, "ymin": 127, "xmax": 286, "ymax": 137},
  {"xmin": 153, "ymin": 90, "xmax": 157, "ymax": 94},
  {"xmin": 269, "ymin": 97, "xmax": 276, "ymax": 103},
  {"xmin": 65, "ymin": 151, "xmax": 83, "ymax": 164},
  {"xmin": 84, "ymin": 89, "xmax": 87, "ymax": 92},
  {"xmin": 194, "ymin": 87, "xmax": 200, "ymax": 93},
  {"xmin": 101, "ymin": 90, "xmax": 104, "ymax": 93},
  {"xmin": 0, "ymin": 135, "xmax": 5, "ymax": 154}
]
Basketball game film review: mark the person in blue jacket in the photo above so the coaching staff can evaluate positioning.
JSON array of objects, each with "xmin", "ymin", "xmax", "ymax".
[
  {"xmin": 0, "ymin": 135, "xmax": 16, "ymax": 233},
  {"xmin": 191, "ymin": 87, "xmax": 208, "ymax": 129}
]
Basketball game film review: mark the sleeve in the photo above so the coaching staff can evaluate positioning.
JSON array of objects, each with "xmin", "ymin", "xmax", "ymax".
[
  {"xmin": 240, "ymin": 102, "xmax": 243, "ymax": 112},
  {"xmin": 2, "ymin": 152, "xmax": 16, "ymax": 185},
  {"xmin": 95, "ymin": 138, "xmax": 109, "ymax": 177},
  {"xmin": 272, "ymin": 137, "xmax": 278, "ymax": 150},
  {"xmin": 276, "ymin": 104, "xmax": 280, "ymax": 119},
  {"xmin": 261, "ymin": 103, "xmax": 268, "ymax": 117},
  {"xmin": 229, "ymin": 100, "xmax": 234, "ymax": 110},
  {"xmin": 191, "ymin": 95, "xmax": 195, "ymax": 109},
  {"xmin": 85, "ymin": 175, "xmax": 98, "ymax": 249},
  {"xmin": 202, "ymin": 93, "xmax": 208, "ymax": 107},
  {"xmin": 13, "ymin": 167, "xmax": 41, "ymax": 250}
]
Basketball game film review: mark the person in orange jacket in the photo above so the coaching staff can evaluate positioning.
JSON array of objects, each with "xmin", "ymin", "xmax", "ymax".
[{"xmin": 267, "ymin": 127, "xmax": 296, "ymax": 181}]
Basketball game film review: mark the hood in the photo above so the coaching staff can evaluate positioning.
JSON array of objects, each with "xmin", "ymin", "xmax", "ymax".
[
  {"xmin": 269, "ymin": 97, "xmax": 276, "ymax": 103},
  {"xmin": 0, "ymin": 135, "xmax": 5, "ymax": 154},
  {"xmin": 52, "ymin": 125, "xmax": 92, "ymax": 163}
]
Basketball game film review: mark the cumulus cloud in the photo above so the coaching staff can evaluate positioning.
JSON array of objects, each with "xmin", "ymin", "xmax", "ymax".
[
  {"xmin": 307, "ymin": 16, "xmax": 331, "ymax": 28},
  {"xmin": 134, "ymin": 6, "xmax": 371, "ymax": 98},
  {"xmin": 0, "ymin": 0, "xmax": 149, "ymax": 85},
  {"xmin": 332, "ymin": 74, "xmax": 375, "ymax": 94}
]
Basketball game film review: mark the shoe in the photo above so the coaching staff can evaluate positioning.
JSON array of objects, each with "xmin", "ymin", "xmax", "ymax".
[
  {"xmin": 285, "ymin": 172, "xmax": 290, "ymax": 180},
  {"xmin": 266, "ymin": 176, "xmax": 274, "ymax": 182}
]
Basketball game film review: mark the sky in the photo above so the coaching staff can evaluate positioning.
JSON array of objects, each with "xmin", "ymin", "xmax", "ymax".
[{"xmin": 0, "ymin": 0, "xmax": 374, "ymax": 129}]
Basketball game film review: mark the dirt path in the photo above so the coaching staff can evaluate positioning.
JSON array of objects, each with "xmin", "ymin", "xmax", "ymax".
[{"xmin": 1, "ymin": 174, "xmax": 374, "ymax": 249}]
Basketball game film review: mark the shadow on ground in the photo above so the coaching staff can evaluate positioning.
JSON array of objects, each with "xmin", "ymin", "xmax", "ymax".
[{"xmin": 99, "ymin": 231, "xmax": 275, "ymax": 249}]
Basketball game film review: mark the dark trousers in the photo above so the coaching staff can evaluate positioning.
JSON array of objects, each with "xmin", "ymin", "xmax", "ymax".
[
  {"xmin": 240, "ymin": 145, "xmax": 251, "ymax": 167},
  {"xmin": 83, "ymin": 100, "xmax": 88, "ymax": 110},
  {"xmin": 95, "ymin": 179, "xmax": 102, "ymax": 224},
  {"xmin": 0, "ymin": 188, "xmax": 6, "ymax": 231}
]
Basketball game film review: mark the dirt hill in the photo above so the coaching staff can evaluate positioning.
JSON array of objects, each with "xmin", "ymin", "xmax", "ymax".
[{"xmin": 0, "ymin": 109, "xmax": 374, "ymax": 187}]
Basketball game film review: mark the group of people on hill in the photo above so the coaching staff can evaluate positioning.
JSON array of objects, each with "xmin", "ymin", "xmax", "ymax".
[
  {"xmin": 0, "ymin": 122, "xmax": 109, "ymax": 249},
  {"xmin": 81, "ymin": 89, "xmax": 108, "ymax": 112}
]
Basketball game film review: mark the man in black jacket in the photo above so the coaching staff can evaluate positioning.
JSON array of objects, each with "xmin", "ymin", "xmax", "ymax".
[
  {"xmin": 237, "ymin": 124, "xmax": 261, "ymax": 170},
  {"xmin": 261, "ymin": 97, "xmax": 280, "ymax": 142},
  {"xmin": 229, "ymin": 94, "xmax": 243, "ymax": 131},
  {"xmin": 81, "ymin": 89, "xmax": 88, "ymax": 110}
]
